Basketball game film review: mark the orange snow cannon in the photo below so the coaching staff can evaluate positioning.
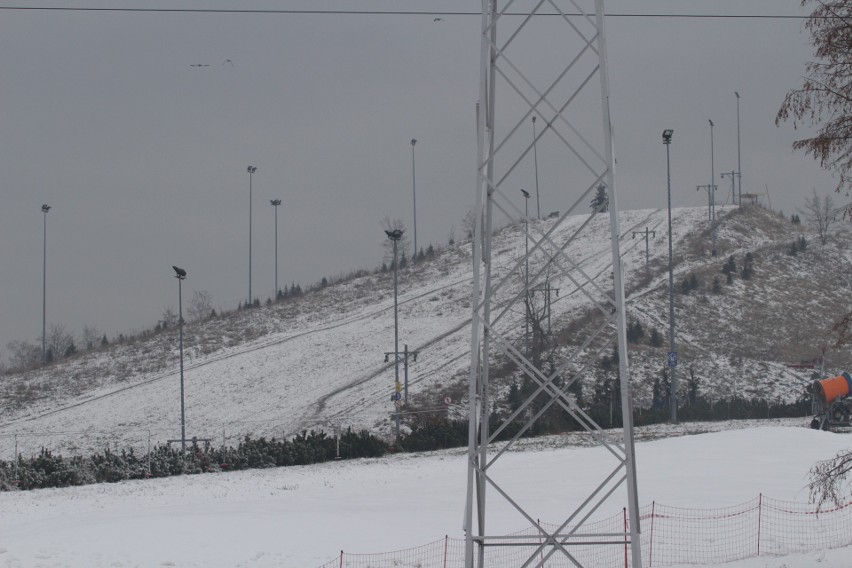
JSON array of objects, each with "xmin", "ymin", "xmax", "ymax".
[
  {"xmin": 810, "ymin": 372, "xmax": 852, "ymax": 430},
  {"xmin": 812, "ymin": 374, "xmax": 852, "ymax": 405}
]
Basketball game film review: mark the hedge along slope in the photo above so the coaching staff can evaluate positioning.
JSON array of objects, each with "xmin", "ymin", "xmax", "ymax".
[{"xmin": 0, "ymin": 428, "xmax": 388, "ymax": 491}]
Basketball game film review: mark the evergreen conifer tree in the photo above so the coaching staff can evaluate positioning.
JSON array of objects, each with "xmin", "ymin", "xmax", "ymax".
[
  {"xmin": 649, "ymin": 327, "xmax": 664, "ymax": 347},
  {"xmin": 590, "ymin": 184, "xmax": 608, "ymax": 212},
  {"xmin": 507, "ymin": 382, "xmax": 521, "ymax": 412},
  {"xmin": 741, "ymin": 252, "xmax": 754, "ymax": 280}
]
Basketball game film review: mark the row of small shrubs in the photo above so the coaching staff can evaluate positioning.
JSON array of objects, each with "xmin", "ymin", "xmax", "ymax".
[
  {"xmin": 1, "ymin": 396, "xmax": 814, "ymax": 492},
  {"xmin": 0, "ymin": 428, "xmax": 387, "ymax": 492}
]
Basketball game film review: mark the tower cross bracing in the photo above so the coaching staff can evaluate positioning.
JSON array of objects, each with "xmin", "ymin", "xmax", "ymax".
[{"xmin": 464, "ymin": 1, "xmax": 643, "ymax": 567}]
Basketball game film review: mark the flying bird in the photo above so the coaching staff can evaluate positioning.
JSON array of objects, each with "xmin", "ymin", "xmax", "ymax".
[
  {"xmin": 433, "ymin": 17, "xmax": 443, "ymax": 22},
  {"xmin": 190, "ymin": 64, "xmax": 210, "ymax": 68},
  {"xmin": 222, "ymin": 59, "xmax": 234, "ymax": 67}
]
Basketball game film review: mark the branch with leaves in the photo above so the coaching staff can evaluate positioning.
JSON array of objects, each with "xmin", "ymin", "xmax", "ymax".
[
  {"xmin": 777, "ymin": 1, "xmax": 852, "ymax": 194},
  {"xmin": 810, "ymin": 448, "xmax": 852, "ymax": 508}
]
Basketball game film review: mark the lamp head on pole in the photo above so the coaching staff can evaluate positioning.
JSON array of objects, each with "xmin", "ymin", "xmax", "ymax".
[
  {"xmin": 410, "ymin": 138, "xmax": 417, "ymax": 147},
  {"xmin": 172, "ymin": 265, "xmax": 187, "ymax": 280},
  {"xmin": 384, "ymin": 229, "xmax": 404, "ymax": 241},
  {"xmin": 708, "ymin": 119, "xmax": 714, "ymax": 128},
  {"xmin": 270, "ymin": 199, "xmax": 282, "ymax": 207},
  {"xmin": 662, "ymin": 129, "xmax": 673, "ymax": 145},
  {"xmin": 735, "ymin": 91, "xmax": 740, "ymax": 99},
  {"xmin": 520, "ymin": 189, "xmax": 530, "ymax": 199},
  {"xmin": 41, "ymin": 204, "xmax": 51, "ymax": 213},
  {"xmin": 247, "ymin": 166, "xmax": 257, "ymax": 174}
]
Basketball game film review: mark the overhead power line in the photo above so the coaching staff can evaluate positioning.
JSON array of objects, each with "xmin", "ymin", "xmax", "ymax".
[{"xmin": 0, "ymin": 6, "xmax": 811, "ymax": 19}]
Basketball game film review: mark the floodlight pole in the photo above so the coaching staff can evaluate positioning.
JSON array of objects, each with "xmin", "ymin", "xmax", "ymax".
[
  {"xmin": 411, "ymin": 139, "xmax": 418, "ymax": 260},
  {"xmin": 41, "ymin": 204, "xmax": 51, "ymax": 363},
  {"xmin": 664, "ymin": 129, "xmax": 677, "ymax": 423},
  {"xmin": 521, "ymin": 189, "xmax": 530, "ymax": 355},
  {"xmin": 531, "ymin": 116, "xmax": 541, "ymax": 219},
  {"xmin": 735, "ymin": 92, "xmax": 742, "ymax": 207},
  {"xmin": 709, "ymin": 119, "xmax": 717, "ymax": 256},
  {"xmin": 174, "ymin": 266, "xmax": 187, "ymax": 452},
  {"xmin": 270, "ymin": 199, "xmax": 282, "ymax": 299},
  {"xmin": 247, "ymin": 166, "xmax": 257, "ymax": 306},
  {"xmin": 385, "ymin": 228, "xmax": 404, "ymax": 442}
]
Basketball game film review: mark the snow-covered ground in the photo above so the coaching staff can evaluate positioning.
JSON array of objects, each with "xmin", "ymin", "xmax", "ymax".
[{"xmin": 2, "ymin": 423, "xmax": 851, "ymax": 567}]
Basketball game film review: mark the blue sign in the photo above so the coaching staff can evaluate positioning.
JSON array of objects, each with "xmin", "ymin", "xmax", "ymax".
[
  {"xmin": 391, "ymin": 392, "xmax": 402, "ymax": 401},
  {"xmin": 667, "ymin": 351, "xmax": 678, "ymax": 368}
]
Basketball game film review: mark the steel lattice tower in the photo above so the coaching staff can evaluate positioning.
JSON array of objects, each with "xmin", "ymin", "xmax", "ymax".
[{"xmin": 464, "ymin": 1, "xmax": 643, "ymax": 567}]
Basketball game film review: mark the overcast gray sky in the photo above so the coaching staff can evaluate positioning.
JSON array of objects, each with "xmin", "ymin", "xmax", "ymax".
[{"xmin": 0, "ymin": 1, "xmax": 837, "ymax": 362}]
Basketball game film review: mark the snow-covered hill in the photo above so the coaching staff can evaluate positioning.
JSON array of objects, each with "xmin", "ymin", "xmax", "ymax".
[{"xmin": 1, "ymin": 205, "xmax": 849, "ymax": 456}]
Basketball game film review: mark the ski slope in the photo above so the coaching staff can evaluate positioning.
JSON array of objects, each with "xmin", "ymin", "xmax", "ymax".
[{"xmin": 1, "ymin": 207, "xmax": 714, "ymax": 457}]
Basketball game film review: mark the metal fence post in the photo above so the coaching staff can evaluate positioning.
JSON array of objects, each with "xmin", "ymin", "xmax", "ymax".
[
  {"xmin": 757, "ymin": 493, "xmax": 763, "ymax": 556},
  {"xmin": 649, "ymin": 501, "xmax": 655, "ymax": 568},
  {"xmin": 14, "ymin": 434, "xmax": 19, "ymax": 481}
]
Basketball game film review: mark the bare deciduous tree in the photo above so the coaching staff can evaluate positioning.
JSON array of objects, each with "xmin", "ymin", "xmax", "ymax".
[
  {"xmin": 802, "ymin": 189, "xmax": 836, "ymax": 245},
  {"xmin": 461, "ymin": 209, "xmax": 478, "ymax": 242},
  {"xmin": 160, "ymin": 307, "xmax": 178, "ymax": 330},
  {"xmin": 515, "ymin": 258, "xmax": 557, "ymax": 366},
  {"xmin": 809, "ymin": 448, "xmax": 852, "ymax": 509},
  {"xmin": 46, "ymin": 324, "xmax": 75, "ymax": 361},
  {"xmin": 187, "ymin": 290, "xmax": 213, "ymax": 323},
  {"xmin": 777, "ymin": 1, "xmax": 852, "ymax": 194},
  {"xmin": 5, "ymin": 340, "xmax": 40, "ymax": 370},
  {"xmin": 81, "ymin": 325, "xmax": 101, "ymax": 351}
]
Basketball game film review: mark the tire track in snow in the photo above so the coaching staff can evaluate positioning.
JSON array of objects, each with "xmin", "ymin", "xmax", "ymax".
[{"xmin": 307, "ymin": 209, "xmax": 671, "ymax": 425}]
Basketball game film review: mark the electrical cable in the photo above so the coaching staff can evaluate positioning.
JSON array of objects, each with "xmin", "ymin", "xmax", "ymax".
[{"xmin": 0, "ymin": 6, "xmax": 813, "ymax": 19}]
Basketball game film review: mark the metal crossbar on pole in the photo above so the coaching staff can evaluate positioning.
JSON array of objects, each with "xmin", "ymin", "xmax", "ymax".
[
  {"xmin": 465, "ymin": 2, "xmax": 642, "ymax": 567},
  {"xmin": 632, "ymin": 228, "xmax": 655, "ymax": 271}
]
